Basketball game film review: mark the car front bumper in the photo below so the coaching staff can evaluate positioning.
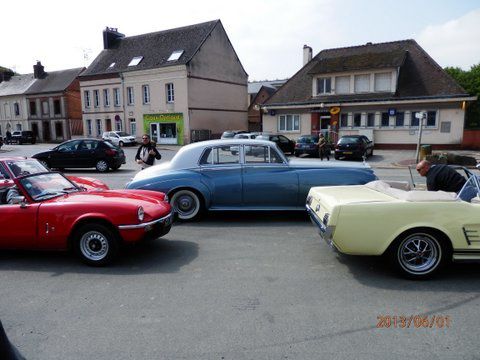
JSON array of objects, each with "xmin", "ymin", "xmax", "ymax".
[{"xmin": 118, "ymin": 211, "xmax": 174, "ymax": 241}]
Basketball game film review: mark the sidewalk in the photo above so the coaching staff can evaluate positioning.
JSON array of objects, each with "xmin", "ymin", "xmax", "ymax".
[{"xmin": 369, "ymin": 149, "xmax": 480, "ymax": 169}]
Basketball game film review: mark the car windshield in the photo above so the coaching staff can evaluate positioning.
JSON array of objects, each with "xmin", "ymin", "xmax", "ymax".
[
  {"xmin": 116, "ymin": 132, "xmax": 130, "ymax": 137},
  {"xmin": 19, "ymin": 173, "xmax": 79, "ymax": 201},
  {"xmin": 339, "ymin": 137, "xmax": 360, "ymax": 144},
  {"xmin": 457, "ymin": 174, "xmax": 480, "ymax": 202},
  {"xmin": 6, "ymin": 159, "xmax": 48, "ymax": 176},
  {"xmin": 297, "ymin": 136, "xmax": 317, "ymax": 144}
]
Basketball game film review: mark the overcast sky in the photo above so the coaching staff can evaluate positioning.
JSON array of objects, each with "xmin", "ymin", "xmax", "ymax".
[{"xmin": 2, "ymin": 0, "xmax": 479, "ymax": 81}]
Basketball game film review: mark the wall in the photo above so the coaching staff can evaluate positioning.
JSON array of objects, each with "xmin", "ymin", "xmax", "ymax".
[{"xmin": 463, "ymin": 130, "xmax": 480, "ymax": 149}]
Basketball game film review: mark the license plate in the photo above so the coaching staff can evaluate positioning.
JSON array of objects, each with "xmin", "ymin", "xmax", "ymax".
[{"xmin": 343, "ymin": 151, "xmax": 352, "ymax": 154}]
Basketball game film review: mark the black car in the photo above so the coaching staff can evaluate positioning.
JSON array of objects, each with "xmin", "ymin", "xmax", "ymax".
[
  {"xmin": 10, "ymin": 130, "xmax": 36, "ymax": 144},
  {"xmin": 294, "ymin": 134, "xmax": 319, "ymax": 157},
  {"xmin": 33, "ymin": 139, "xmax": 126, "ymax": 172},
  {"xmin": 334, "ymin": 135, "xmax": 374, "ymax": 160},
  {"xmin": 255, "ymin": 134, "xmax": 295, "ymax": 154}
]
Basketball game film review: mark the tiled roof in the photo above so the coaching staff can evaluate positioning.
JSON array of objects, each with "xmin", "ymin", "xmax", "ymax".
[
  {"xmin": 25, "ymin": 68, "xmax": 84, "ymax": 94},
  {"xmin": 81, "ymin": 20, "xmax": 220, "ymax": 77},
  {"xmin": 266, "ymin": 40, "xmax": 468, "ymax": 106},
  {"xmin": 0, "ymin": 74, "xmax": 36, "ymax": 96}
]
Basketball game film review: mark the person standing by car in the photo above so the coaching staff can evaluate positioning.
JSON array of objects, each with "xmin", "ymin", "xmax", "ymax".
[
  {"xmin": 317, "ymin": 133, "xmax": 330, "ymax": 161},
  {"xmin": 416, "ymin": 160, "xmax": 466, "ymax": 193},
  {"xmin": 5, "ymin": 130, "xmax": 11, "ymax": 145},
  {"xmin": 135, "ymin": 134, "xmax": 161, "ymax": 170}
]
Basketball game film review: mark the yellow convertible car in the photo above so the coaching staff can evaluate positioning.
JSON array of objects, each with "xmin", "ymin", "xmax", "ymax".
[{"xmin": 306, "ymin": 169, "xmax": 480, "ymax": 279}]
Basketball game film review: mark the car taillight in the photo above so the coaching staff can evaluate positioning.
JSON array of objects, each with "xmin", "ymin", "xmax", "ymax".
[
  {"xmin": 295, "ymin": 144, "xmax": 300, "ymax": 148},
  {"xmin": 105, "ymin": 149, "xmax": 117, "ymax": 156}
]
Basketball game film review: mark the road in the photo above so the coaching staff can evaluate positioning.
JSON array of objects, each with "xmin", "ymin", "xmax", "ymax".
[{"xmin": 1, "ymin": 143, "xmax": 478, "ymax": 359}]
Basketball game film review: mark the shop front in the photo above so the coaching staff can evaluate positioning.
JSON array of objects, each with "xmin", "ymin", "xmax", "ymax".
[{"xmin": 143, "ymin": 113, "xmax": 184, "ymax": 145}]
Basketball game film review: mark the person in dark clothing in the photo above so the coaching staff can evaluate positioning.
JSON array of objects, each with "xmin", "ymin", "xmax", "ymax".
[
  {"xmin": 317, "ymin": 133, "xmax": 330, "ymax": 161},
  {"xmin": 135, "ymin": 134, "xmax": 161, "ymax": 170},
  {"xmin": 5, "ymin": 130, "xmax": 12, "ymax": 145},
  {"xmin": 416, "ymin": 160, "xmax": 466, "ymax": 193}
]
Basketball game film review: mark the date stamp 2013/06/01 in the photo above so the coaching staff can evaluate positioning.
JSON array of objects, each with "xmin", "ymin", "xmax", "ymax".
[{"xmin": 376, "ymin": 315, "xmax": 451, "ymax": 329}]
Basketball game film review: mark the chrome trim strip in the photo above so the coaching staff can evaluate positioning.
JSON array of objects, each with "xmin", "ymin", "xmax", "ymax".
[
  {"xmin": 305, "ymin": 204, "xmax": 334, "ymax": 242},
  {"xmin": 118, "ymin": 212, "xmax": 172, "ymax": 230}
]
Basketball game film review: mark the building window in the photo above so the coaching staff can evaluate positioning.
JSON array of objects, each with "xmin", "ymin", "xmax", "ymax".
[
  {"xmin": 411, "ymin": 111, "xmax": 420, "ymax": 127},
  {"xmin": 103, "ymin": 89, "xmax": 110, "ymax": 107},
  {"xmin": 317, "ymin": 77, "xmax": 331, "ymax": 94},
  {"xmin": 381, "ymin": 112, "xmax": 390, "ymax": 127},
  {"xmin": 395, "ymin": 112, "xmax": 405, "ymax": 127},
  {"xmin": 340, "ymin": 113, "xmax": 348, "ymax": 128},
  {"xmin": 367, "ymin": 113, "xmax": 375, "ymax": 127},
  {"xmin": 42, "ymin": 101, "xmax": 49, "ymax": 115},
  {"xmin": 374, "ymin": 72, "xmax": 391, "ymax": 92},
  {"xmin": 127, "ymin": 87, "xmax": 134, "ymax": 105},
  {"xmin": 4, "ymin": 103, "xmax": 11, "ymax": 119},
  {"xmin": 114, "ymin": 88, "xmax": 121, "ymax": 107},
  {"xmin": 128, "ymin": 56, "xmax": 143, "ymax": 66},
  {"xmin": 166, "ymin": 83, "xmax": 174, "ymax": 103},
  {"xmin": 129, "ymin": 118, "xmax": 136, "ymax": 136},
  {"xmin": 426, "ymin": 111, "xmax": 437, "ymax": 127},
  {"xmin": 94, "ymin": 90, "xmax": 100, "ymax": 107},
  {"xmin": 278, "ymin": 114, "xmax": 300, "ymax": 132},
  {"xmin": 96, "ymin": 119, "xmax": 102, "ymax": 136},
  {"xmin": 354, "ymin": 74, "xmax": 370, "ymax": 93},
  {"xmin": 84, "ymin": 90, "xmax": 91, "ymax": 108},
  {"xmin": 142, "ymin": 85, "xmax": 150, "ymax": 104},
  {"xmin": 29, "ymin": 101, "xmax": 36, "ymax": 116},
  {"xmin": 14, "ymin": 103, "xmax": 20, "ymax": 116},
  {"xmin": 54, "ymin": 100, "xmax": 61, "ymax": 115},
  {"xmin": 353, "ymin": 113, "xmax": 362, "ymax": 127},
  {"xmin": 335, "ymin": 76, "xmax": 350, "ymax": 94},
  {"xmin": 86, "ymin": 119, "xmax": 92, "ymax": 136},
  {"xmin": 115, "ymin": 117, "xmax": 122, "ymax": 131}
]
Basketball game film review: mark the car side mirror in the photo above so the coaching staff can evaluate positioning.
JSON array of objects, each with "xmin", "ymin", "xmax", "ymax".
[{"xmin": 11, "ymin": 195, "xmax": 26, "ymax": 207}]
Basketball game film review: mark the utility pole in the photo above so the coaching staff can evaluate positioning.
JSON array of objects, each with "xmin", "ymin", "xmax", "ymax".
[{"xmin": 414, "ymin": 111, "xmax": 426, "ymax": 163}]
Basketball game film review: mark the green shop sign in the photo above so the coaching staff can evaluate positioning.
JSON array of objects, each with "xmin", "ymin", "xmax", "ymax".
[{"xmin": 143, "ymin": 113, "xmax": 184, "ymax": 145}]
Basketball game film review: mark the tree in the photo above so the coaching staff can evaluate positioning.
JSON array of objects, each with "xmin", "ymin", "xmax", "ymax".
[{"xmin": 445, "ymin": 64, "xmax": 480, "ymax": 129}]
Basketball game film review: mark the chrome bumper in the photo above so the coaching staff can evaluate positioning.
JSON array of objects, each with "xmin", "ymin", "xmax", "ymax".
[
  {"xmin": 305, "ymin": 204, "xmax": 335, "ymax": 247},
  {"xmin": 118, "ymin": 211, "xmax": 173, "ymax": 230}
]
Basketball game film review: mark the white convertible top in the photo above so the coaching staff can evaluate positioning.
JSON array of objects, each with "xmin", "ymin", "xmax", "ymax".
[{"xmin": 365, "ymin": 180, "xmax": 458, "ymax": 202}]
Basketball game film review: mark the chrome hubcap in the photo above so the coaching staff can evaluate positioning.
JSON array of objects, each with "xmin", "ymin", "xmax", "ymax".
[
  {"xmin": 80, "ymin": 231, "xmax": 109, "ymax": 261},
  {"xmin": 399, "ymin": 235, "xmax": 439, "ymax": 273},
  {"xmin": 97, "ymin": 161, "xmax": 108, "ymax": 171}
]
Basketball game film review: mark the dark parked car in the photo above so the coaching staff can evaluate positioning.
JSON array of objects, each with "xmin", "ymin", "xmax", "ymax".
[
  {"xmin": 294, "ymin": 134, "xmax": 319, "ymax": 157},
  {"xmin": 255, "ymin": 134, "xmax": 295, "ymax": 154},
  {"xmin": 10, "ymin": 130, "xmax": 36, "ymax": 144},
  {"xmin": 33, "ymin": 139, "xmax": 126, "ymax": 172},
  {"xmin": 334, "ymin": 135, "xmax": 374, "ymax": 160},
  {"xmin": 220, "ymin": 130, "xmax": 248, "ymax": 139}
]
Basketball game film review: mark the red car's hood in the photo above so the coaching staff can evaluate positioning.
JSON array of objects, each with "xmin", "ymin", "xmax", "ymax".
[
  {"xmin": 67, "ymin": 176, "xmax": 110, "ymax": 190},
  {"xmin": 47, "ymin": 189, "xmax": 170, "ymax": 218}
]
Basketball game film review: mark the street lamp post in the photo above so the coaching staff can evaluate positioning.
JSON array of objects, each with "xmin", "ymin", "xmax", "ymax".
[{"xmin": 414, "ymin": 111, "xmax": 427, "ymax": 163}]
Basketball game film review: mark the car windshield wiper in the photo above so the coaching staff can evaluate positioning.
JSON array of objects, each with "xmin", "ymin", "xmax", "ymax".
[
  {"xmin": 62, "ymin": 186, "xmax": 80, "ymax": 193},
  {"xmin": 35, "ymin": 190, "xmax": 68, "ymax": 200}
]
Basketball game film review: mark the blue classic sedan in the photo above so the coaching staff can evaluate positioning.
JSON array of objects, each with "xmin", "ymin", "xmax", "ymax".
[{"xmin": 126, "ymin": 139, "xmax": 377, "ymax": 220}]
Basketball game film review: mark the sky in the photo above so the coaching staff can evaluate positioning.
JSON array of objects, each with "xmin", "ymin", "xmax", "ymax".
[{"xmin": 2, "ymin": 0, "xmax": 479, "ymax": 81}]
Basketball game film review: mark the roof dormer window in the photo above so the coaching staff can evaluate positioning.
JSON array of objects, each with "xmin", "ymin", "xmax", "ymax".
[
  {"xmin": 167, "ymin": 50, "xmax": 184, "ymax": 62},
  {"xmin": 108, "ymin": 62, "xmax": 116, "ymax": 68},
  {"xmin": 317, "ymin": 77, "xmax": 331, "ymax": 95},
  {"xmin": 128, "ymin": 56, "xmax": 143, "ymax": 66}
]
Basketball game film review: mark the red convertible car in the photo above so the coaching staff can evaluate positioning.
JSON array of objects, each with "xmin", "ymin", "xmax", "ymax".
[
  {"xmin": 0, "ymin": 157, "xmax": 109, "ymax": 191},
  {"xmin": 0, "ymin": 172, "xmax": 173, "ymax": 266}
]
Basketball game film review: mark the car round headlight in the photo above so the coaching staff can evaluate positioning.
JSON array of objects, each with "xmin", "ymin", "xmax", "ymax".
[{"xmin": 137, "ymin": 206, "xmax": 144, "ymax": 222}]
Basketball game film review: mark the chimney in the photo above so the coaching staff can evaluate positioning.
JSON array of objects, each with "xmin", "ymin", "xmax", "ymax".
[
  {"xmin": 303, "ymin": 45, "xmax": 312, "ymax": 66},
  {"xmin": 33, "ymin": 61, "xmax": 46, "ymax": 79},
  {"xmin": 103, "ymin": 27, "xmax": 125, "ymax": 49}
]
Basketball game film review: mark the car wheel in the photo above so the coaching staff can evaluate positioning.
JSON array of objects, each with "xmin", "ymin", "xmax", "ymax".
[
  {"xmin": 334, "ymin": 155, "xmax": 340, "ymax": 160},
  {"xmin": 294, "ymin": 152, "xmax": 299, "ymax": 157},
  {"xmin": 96, "ymin": 160, "xmax": 109, "ymax": 172},
  {"xmin": 111, "ymin": 165, "xmax": 121, "ymax": 171},
  {"xmin": 389, "ymin": 230, "xmax": 451, "ymax": 280},
  {"xmin": 74, "ymin": 223, "xmax": 119, "ymax": 266},
  {"xmin": 118, "ymin": 141, "xmax": 124, "ymax": 147},
  {"xmin": 370, "ymin": 148, "xmax": 374, "ymax": 157},
  {"xmin": 170, "ymin": 189, "xmax": 203, "ymax": 221}
]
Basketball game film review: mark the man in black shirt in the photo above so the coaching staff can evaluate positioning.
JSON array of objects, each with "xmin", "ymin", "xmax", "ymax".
[{"xmin": 416, "ymin": 160, "xmax": 466, "ymax": 193}]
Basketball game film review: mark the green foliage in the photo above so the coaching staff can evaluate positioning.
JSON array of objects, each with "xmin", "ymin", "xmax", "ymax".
[{"xmin": 445, "ymin": 64, "xmax": 480, "ymax": 129}]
